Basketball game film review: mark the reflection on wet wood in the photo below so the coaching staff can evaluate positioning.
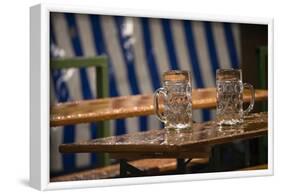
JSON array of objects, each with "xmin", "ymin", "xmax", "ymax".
[
  {"xmin": 51, "ymin": 88, "xmax": 268, "ymax": 127},
  {"xmin": 59, "ymin": 112, "xmax": 268, "ymax": 159}
]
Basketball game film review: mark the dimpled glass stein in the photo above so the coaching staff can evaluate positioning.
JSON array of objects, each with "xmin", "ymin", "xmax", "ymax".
[
  {"xmin": 154, "ymin": 70, "xmax": 192, "ymax": 130},
  {"xmin": 216, "ymin": 69, "xmax": 255, "ymax": 126}
]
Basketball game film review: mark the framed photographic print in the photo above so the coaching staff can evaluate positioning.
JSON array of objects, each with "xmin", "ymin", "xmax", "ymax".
[{"xmin": 30, "ymin": 3, "xmax": 273, "ymax": 191}]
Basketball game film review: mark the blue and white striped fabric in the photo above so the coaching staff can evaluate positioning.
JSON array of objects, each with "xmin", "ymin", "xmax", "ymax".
[{"xmin": 50, "ymin": 13, "xmax": 241, "ymax": 175}]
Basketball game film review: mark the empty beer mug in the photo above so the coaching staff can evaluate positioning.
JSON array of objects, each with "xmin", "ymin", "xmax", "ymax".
[
  {"xmin": 154, "ymin": 70, "xmax": 192, "ymax": 130},
  {"xmin": 216, "ymin": 69, "xmax": 255, "ymax": 125}
]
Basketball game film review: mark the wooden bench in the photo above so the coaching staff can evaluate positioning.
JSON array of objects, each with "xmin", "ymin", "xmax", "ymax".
[
  {"xmin": 51, "ymin": 88, "xmax": 268, "ymax": 127},
  {"xmin": 51, "ymin": 158, "xmax": 209, "ymax": 182},
  {"xmin": 238, "ymin": 164, "xmax": 268, "ymax": 171},
  {"xmin": 51, "ymin": 160, "xmax": 268, "ymax": 182}
]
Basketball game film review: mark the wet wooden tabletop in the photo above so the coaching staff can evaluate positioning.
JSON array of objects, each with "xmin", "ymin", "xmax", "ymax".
[
  {"xmin": 51, "ymin": 88, "xmax": 268, "ymax": 127},
  {"xmin": 59, "ymin": 112, "xmax": 268, "ymax": 159}
]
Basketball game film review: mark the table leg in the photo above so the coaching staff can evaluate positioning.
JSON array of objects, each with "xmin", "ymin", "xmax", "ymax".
[
  {"xmin": 177, "ymin": 158, "xmax": 192, "ymax": 174},
  {"xmin": 120, "ymin": 159, "xmax": 145, "ymax": 177},
  {"xmin": 120, "ymin": 158, "xmax": 192, "ymax": 177}
]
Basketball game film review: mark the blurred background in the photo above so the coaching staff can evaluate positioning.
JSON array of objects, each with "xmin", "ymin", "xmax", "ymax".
[{"xmin": 50, "ymin": 12, "xmax": 268, "ymax": 177}]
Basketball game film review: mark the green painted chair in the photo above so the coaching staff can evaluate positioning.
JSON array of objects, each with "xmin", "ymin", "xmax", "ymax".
[
  {"xmin": 51, "ymin": 55, "xmax": 110, "ymax": 166},
  {"xmin": 257, "ymin": 46, "xmax": 268, "ymax": 104},
  {"xmin": 256, "ymin": 46, "xmax": 268, "ymax": 164}
]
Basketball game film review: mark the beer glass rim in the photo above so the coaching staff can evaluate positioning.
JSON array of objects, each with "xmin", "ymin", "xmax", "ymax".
[
  {"xmin": 162, "ymin": 70, "xmax": 191, "ymax": 82},
  {"xmin": 216, "ymin": 68, "xmax": 242, "ymax": 81},
  {"xmin": 216, "ymin": 68, "xmax": 241, "ymax": 74}
]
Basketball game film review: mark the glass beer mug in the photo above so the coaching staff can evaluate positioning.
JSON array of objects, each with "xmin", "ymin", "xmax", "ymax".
[
  {"xmin": 154, "ymin": 70, "xmax": 192, "ymax": 130},
  {"xmin": 216, "ymin": 69, "xmax": 255, "ymax": 125}
]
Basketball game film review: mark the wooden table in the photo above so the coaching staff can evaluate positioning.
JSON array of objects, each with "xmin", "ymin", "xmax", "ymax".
[
  {"xmin": 51, "ymin": 88, "xmax": 268, "ymax": 127},
  {"xmin": 60, "ymin": 112, "xmax": 268, "ymax": 176}
]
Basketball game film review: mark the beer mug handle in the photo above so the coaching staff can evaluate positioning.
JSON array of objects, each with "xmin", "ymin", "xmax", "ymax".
[
  {"xmin": 243, "ymin": 83, "xmax": 255, "ymax": 115},
  {"xmin": 154, "ymin": 87, "xmax": 167, "ymax": 123}
]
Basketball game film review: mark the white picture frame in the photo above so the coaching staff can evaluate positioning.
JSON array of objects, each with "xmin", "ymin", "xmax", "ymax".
[{"xmin": 30, "ymin": 3, "xmax": 274, "ymax": 191}]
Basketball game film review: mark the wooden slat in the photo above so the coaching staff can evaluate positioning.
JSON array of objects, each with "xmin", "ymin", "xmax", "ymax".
[
  {"xmin": 238, "ymin": 164, "xmax": 268, "ymax": 171},
  {"xmin": 51, "ymin": 88, "xmax": 268, "ymax": 127},
  {"xmin": 50, "ymin": 158, "xmax": 209, "ymax": 182},
  {"xmin": 59, "ymin": 112, "xmax": 268, "ymax": 157}
]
